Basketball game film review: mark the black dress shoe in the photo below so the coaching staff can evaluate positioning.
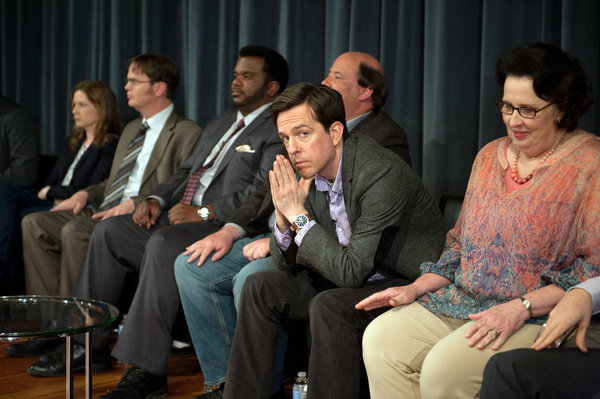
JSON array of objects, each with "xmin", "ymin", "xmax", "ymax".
[
  {"xmin": 27, "ymin": 342, "xmax": 112, "ymax": 377},
  {"xmin": 98, "ymin": 366, "xmax": 167, "ymax": 399},
  {"xmin": 5, "ymin": 338, "xmax": 62, "ymax": 357}
]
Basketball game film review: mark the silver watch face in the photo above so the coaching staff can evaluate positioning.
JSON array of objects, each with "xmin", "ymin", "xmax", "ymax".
[
  {"xmin": 198, "ymin": 207, "xmax": 210, "ymax": 220},
  {"xmin": 294, "ymin": 214, "xmax": 309, "ymax": 228}
]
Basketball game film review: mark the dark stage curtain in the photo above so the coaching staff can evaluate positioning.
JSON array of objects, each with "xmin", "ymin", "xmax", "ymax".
[{"xmin": 1, "ymin": 0, "xmax": 599, "ymax": 199}]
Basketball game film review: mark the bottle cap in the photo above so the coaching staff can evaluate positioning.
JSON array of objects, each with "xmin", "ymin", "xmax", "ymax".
[{"xmin": 298, "ymin": 371, "xmax": 307, "ymax": 377}]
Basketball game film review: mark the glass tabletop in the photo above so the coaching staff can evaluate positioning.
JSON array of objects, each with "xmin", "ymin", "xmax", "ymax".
[{"xmin": 0, "ymin": 295, "xmax": 119, "ymax": 342}]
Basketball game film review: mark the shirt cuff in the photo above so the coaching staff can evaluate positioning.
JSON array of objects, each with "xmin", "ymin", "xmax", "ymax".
[
  {"xmin": 274, "ymin": 226, "xmax": 293, "ymax": 251},
  {"xmin": 293, "ymin": 220, "xmax": 316, "ymax": 246},
  {"xmin": 146, "ymin": 195, "xmax": 165, "ymax": 208},
  {"xmin": 569, "ymin": 277, "xmax": 600, "ymax": 315},
  {"xmin": 224, "ymin": 222, "xmax": 246, "ymax": 238}
]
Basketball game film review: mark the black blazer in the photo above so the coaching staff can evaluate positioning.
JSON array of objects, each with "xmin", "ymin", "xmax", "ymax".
[{"xmin": 45, "ymin": 136, "xmax": 118, "ymax": 200}]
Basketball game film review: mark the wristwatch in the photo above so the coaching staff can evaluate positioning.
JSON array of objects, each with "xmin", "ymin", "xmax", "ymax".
[
  {"xmin": 197, "ymin": 206, "xmax": 211, "ymax": 221},
  {"xmin": 291, "ymin": 213, "xmax": 311, "ymax": 232},
  {"xmin": 520, "ymin": 296, "xmax": 533, "ymax": 318}
]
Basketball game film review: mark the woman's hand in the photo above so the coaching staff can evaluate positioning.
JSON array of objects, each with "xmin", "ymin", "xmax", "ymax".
[
  {"xmin": 37, "ymin": 185, "xmax": 50, "ymax": 200},
  {"xmin": 356, "ymin": 273, "xmax": 452, "ymax": 312},
  {"xmin": 355, "ymin": 284, "xmax": 420, "ymax": 311},
  {"xmin": 465, "ymin": 299, "xmax": 529, "ymax": 351}
]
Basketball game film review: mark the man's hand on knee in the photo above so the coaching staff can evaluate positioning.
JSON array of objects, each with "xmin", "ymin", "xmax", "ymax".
[
  {"xmin": 242, "ymin": 237, "xmax": 270, "ymax": 261},
  {"xmin": 184, "ymin": 225, "xmax": 241, "ymax": 266}
]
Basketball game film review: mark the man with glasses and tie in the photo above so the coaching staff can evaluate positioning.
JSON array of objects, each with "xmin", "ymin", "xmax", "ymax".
[
  {"xmin": 6, "ymin": 54, "xmax": 202, "ymax": 360},
  {"xmin": 13, "ymin": 52, "xmax": 202, "ymax": 348},
  {"xmin": 26, "ymin": 45, "xmax": 288, "ymax": 399},
  {"xmin": 19, "ymin": 54, "xmax": 202, "ymax": 300}
]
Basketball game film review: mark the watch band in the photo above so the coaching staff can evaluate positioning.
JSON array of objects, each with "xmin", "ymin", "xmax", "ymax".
[{"xmin": 291, "ymin": 213, "xmax": 312, "ymax": 232}]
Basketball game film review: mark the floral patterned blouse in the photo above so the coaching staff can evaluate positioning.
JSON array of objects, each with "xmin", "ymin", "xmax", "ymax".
[{"xmin": 418, "ymin": 132, "xmax": 600, "ymax": 323}]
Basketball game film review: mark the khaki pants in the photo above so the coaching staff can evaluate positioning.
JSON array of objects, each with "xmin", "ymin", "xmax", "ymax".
[
  {"xmin": 362, "ymin": 302, "xmax": 600, "ymax": 399},
  {"xmin": 22, "ymin": 209, "xmax": 99, "ymax": 296}
]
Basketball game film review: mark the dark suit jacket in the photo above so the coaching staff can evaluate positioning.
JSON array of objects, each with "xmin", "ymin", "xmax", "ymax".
[
  {"xmin": 353, "ymin": 109, "xmax": 411, "ymax": 165},
  {"xmin": 152, "ymin": 107, "xmax": 282, "ymax": 223},
  {"xmin": 226, "ymin": 109, "xmax": 412, "ymax": 237},
  {"xmin": 44, "ymin": 136, "xmax": 118, "ymax": 200},
  {"xmin": 85, "ymin": 109, "xmax": 203, "ymax": 208},
  {"xmin": 270, "ymin": 134, "xmax": 445, "ymax": 288},
  {"xmin": 0, "ymin": 97, "xmax": 38, "ymax": 186}
]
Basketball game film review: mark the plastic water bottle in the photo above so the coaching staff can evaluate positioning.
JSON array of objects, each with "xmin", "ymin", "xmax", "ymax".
[{"xmin": 292, "ymin": 371, "xmax": 308, "ymax": 399}]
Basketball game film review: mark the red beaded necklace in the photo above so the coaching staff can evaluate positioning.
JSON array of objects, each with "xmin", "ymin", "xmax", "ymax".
[{"xmin": 511, "ymin": 138, "xmax": 562, "ymax": 184}]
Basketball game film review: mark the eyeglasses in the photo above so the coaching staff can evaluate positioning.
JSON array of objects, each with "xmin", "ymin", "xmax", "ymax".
[
  {"xmin": 496, "ymin": 100, "xmax": 553, "ymax": 119},
  {"xmin": 125, "ymin": 78, "xmax": 155, "ymax": 86}
]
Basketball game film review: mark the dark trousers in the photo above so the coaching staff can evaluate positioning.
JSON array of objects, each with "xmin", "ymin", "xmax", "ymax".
[
  {"xmin": 223, "ymin": 268, "xmax": 408, "ymax": 399},
  {"xmin": 481, "ymin": 348, "xmax": 600, "ymax": 399},
  {"xmin": 0, "ymin": 183, "xmax": 50, "ymax": 294},
  {"xmin": 71, "ymin": 212, "xmax": 219, "ymax": 374}
]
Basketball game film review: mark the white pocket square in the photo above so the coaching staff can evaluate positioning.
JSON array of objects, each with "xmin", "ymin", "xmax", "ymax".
[{"xmin": 235, "ymin": 144, "xmax": 255, "ymax": 153}]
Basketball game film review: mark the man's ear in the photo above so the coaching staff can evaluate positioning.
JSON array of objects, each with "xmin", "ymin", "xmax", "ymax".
[
  {"xmin": 152, "ymin": 81, "xmax": 168, "ymax": 98},
  {"xmin": 328, "ymin": 121, "xmax": 345, "ymax": 146},
  {"xmin": 266, "ymin": 81, "xmax": 280, "ymax": 98},
  {"xmin": 358, "ymin": 85, "xmax": 373, "ymax": 102}
]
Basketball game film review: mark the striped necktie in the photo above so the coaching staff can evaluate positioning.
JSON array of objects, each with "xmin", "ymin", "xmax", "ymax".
[
  {"xmin": 98, "ymin": 121, "xmax": 150, "ymax": 211},
  {"xmin": 180, "ymin": 118, "xmax": 245, "ymax": 205}
]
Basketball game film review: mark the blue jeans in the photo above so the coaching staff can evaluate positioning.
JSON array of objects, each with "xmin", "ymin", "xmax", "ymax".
[{"xmin": 174, "ymin": 234, "xmax": 267, "ymax": 385}]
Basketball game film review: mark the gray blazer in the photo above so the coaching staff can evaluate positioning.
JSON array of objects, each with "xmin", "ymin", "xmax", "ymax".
[
  {"xmin": 270, "ymin": 134, "xmax": 445, "ymax": 288},
  {"xmin": 153, "ymin": 107, "xmax": 282, "ymax": 223}
]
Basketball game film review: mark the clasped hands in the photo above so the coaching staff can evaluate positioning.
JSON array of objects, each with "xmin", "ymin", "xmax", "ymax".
[
  {"xmin": 132, "ymin": 199, "xmax": 210, "ymax": 229},
  {"xmin": 269, "ymin": 155, "xmax": 313, "ymax": 233}
]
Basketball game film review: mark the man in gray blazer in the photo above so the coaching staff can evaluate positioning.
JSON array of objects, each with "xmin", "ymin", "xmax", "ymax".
[
  {"xmin": 222, "ymin": 83, "xmax": 446, "ymax": 399},
  {"xmin": 28, "ymin": 46, "xmax": 289, "ymax": 399},
  {"xmin": 173, "ymin": 51, "xmax": 415, "ymax": 398}
]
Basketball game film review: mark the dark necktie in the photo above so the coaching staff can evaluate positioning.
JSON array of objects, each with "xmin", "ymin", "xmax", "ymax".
[
  {"xmin": 180, "ymin": 118, "xmax": 245, "ymax": 205},
  {"xmin": 98, "ymin": 121, "xmax": 150, "ymax": 211}
]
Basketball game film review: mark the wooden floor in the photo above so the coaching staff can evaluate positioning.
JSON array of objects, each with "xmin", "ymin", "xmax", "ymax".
[
  {"xmin": 0, "ymin": 338, "xmax": 206, "ymax": 399},
  {"xmin": 0, "ymin": 337, "xmax": 297, "ymax": 398}
]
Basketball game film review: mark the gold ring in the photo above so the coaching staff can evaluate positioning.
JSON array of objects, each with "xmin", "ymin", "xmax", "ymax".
[{"xmin": 488, "ymin": 327, "xmax": 497, "ymax": 337}]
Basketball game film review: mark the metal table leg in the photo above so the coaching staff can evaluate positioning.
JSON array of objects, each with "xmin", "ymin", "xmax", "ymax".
[
  {"xmin": 85, "ymin": 332, "xmax": 92, "ymax": 399},
  {"xmin": 66, "ymin": 336, "xmax": 74, "ymax": 398},
  {"xmin": 65, "ymin": 333, "xmax": 93, "ymax": 398}
]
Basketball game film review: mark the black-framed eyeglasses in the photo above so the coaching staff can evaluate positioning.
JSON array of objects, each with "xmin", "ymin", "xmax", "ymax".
[
  {"xmin": 496, "ymin": 100, "xmax": 553, "ymax": 119},
  {"xmin": 125, "ymin": 78, "xmax": 155, "ymax": 86}
]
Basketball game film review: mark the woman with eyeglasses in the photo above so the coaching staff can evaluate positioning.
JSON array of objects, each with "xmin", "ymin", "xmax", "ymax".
[
  {"xmin": 0, "ymin": 80, "xmax": 121, "ymax": 295},
  {"xmin": 355, "ymin": 42, "xmax": 600, "ymax": 398}
]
